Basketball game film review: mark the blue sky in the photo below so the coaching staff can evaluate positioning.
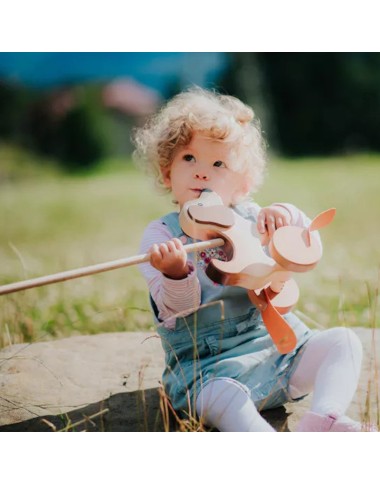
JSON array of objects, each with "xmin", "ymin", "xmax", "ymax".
[{"xmin": 0, "ymin": 53, "xmax": 228, "ymax": 95}]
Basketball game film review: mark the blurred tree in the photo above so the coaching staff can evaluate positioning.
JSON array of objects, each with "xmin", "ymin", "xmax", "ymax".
[
  {"xmin": 220, "ymin": 53, "xmax": 380, "ymax": 156},
  {"xmin": 27, "ymin": 84, "xmax": 111, "ymax": 171},
  {"xmin": 220, "ymin": 53, "xmax": 277, "ymax": 150},
  {"xmin": 2, "ymin": 54, "xmax": 380, "ymax": 167},
  {"xmin": 0, "ymin": 82, "xmax": 112, "ymax": 172},
  {"xmin": 0, "ymin": 81, "xmax": 35, "ymax": 145}
]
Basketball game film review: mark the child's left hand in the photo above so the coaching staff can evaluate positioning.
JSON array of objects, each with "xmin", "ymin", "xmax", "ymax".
[{"xmin": 257, "ymin": 205, "xmax": 292, "ymax": 240}]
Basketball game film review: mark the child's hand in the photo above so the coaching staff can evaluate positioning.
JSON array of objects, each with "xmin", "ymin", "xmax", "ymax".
[
  {"xmin": 257, "ymin": 205, "xmax": 292, "ymax": 240},
  {"xmin": 149, "ymin": 238, "xmax": 190, "ymax": 280}
]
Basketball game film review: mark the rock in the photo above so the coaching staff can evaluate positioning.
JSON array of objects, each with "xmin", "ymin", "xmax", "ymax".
[
  {"xmin": 0, "ymin": 332, "xmax": 167, "ymax": 431},
  {"xmin": 0, "ymin": 328, "xmax": 378, "ymax": 431}
]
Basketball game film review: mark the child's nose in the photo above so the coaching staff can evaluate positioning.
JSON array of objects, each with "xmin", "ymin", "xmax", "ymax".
[{"xmin": 194, "ymin": 171, "xmax": 209, "ymax": 181}]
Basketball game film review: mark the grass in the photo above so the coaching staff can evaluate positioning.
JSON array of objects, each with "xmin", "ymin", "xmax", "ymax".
[
  {"xmin": 1, "ymin": 148, "xmax": 379, "ymax": 431},
  {"xmin": 1, "ymin": 151, "xmax": 380, "ymax": 350},
  {"xmin": 0, "ymin": 152, "xmax": 172, "ymax": 346}
]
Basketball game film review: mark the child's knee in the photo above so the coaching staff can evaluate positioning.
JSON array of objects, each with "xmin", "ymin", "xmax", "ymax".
[
  {"xmin": 320, "ymin": 327, "xmax": 363, "ymax": 370},
  {"xmin": 332, "ymin": 327, "xmax": 362, "ymax": 356}
]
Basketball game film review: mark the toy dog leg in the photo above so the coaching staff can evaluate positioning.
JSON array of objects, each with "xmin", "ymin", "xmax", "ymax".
[{"xmin": 248, "ymin": 280, "xmax": 299, "ymax": 354}]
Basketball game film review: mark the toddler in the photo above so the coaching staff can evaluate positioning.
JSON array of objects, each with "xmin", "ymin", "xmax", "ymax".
[{"xmin": 134, "ymin": 87, "xmax": 372, "ymax": 432}]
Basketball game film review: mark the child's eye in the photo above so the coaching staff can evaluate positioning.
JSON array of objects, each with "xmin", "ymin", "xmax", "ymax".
[
  {"xmin": 214, "ymin": 160, "xmax": 226, "ymax": 168},
  {"xmin": 183, "ymin": 154, "xmax": 195, "ymax": 162}
]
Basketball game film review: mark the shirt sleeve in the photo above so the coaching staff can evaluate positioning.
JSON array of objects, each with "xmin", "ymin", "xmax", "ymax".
[{"xmin": 139, "ymin": 219, "xmax": 201, "ymax": 329}]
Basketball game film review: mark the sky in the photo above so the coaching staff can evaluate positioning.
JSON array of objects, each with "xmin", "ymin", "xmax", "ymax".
[{"xmin": 0, "ymin": 53, "xmax": 228, "ymax": 95}]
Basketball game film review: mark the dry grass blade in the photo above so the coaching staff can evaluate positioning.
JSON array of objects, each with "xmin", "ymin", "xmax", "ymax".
[{"xmin": 57, "ymin": 408, "xmax": 109, "ymax": 432}]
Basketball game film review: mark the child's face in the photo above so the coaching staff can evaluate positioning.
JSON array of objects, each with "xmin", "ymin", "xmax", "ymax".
[{"xmin": 161, "ymin": 133, "xmax": 249, "ymax": 208}]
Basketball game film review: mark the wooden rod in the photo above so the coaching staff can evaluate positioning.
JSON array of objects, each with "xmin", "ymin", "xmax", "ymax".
[{"xmin": 0, "ymin": 238, "xmax": 224, "ymax": 296}]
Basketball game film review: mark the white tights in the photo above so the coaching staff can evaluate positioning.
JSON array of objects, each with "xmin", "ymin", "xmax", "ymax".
[{"xmin": 196, "ymin": 327, "xmax": 363, "ymax": 431}]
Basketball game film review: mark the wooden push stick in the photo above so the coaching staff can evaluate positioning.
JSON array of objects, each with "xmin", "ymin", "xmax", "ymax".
[{"xmin": 0, "ymin": 238, "xmax": 225, "ymax": 296}]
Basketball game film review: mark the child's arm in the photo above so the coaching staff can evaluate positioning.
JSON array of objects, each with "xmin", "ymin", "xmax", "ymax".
[{"xmin": 139, "ymin": 220, "xmax": 201, "ymax": 328}]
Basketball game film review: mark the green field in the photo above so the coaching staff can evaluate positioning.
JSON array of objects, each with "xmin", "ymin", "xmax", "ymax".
[{"xmin": 1, "ymin": 153, "xmax": 379, "ymax": 349}]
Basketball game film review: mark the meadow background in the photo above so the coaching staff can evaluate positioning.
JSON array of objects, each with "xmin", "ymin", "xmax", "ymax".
[
  {"xmin": 1, "ymin": 150, "xmax": 379, "ymax": 350},
  {"xmin": 0, "ymin": 53, "xmax": 380, "ymax": 350}
]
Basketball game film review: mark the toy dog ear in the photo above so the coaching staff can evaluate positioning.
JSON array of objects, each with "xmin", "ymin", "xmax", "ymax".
[{"xmin": 187, "ymin": 205, "xmax": 235, "ymax": 228}]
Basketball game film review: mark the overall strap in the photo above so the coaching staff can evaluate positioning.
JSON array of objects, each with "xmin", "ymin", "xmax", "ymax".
[{"xmin": 160, "ymin": 211, "xmax": 183, "ymax": 238}]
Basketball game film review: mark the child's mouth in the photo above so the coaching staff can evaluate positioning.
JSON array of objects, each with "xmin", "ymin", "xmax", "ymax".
[{"xmin": 190, "ymin": 188, "xmax": 204, "ymax": 196}]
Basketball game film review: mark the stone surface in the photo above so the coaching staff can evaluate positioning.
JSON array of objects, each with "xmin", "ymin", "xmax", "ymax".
[{"xmin": 0, "ymin": 328, "xmax": 378, "ymax": 431}]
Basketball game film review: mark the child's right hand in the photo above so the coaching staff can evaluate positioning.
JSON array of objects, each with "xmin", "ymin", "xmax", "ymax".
[{"xmin": 148, "ymin": 238, "xmax": 190, "ymax": 280}]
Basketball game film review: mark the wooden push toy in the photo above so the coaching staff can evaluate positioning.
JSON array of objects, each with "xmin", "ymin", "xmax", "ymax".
[
  {"xmin": 180, "ymin": 190, "xmax": 336, "ymax": 354},
  {"xmin": 0, "ymin": 189, "xmax": 335, "ymax": 355}
]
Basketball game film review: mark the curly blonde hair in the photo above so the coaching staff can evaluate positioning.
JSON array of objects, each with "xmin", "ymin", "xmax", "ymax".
[{"xmin": 132, "ymin": 87, "xmax": 267, "ymax": 198}]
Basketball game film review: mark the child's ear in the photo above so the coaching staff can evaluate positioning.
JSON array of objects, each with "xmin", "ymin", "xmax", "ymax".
[{"xmin": 161, "ymin": 166, "xmax": 171, "ymax": 188}]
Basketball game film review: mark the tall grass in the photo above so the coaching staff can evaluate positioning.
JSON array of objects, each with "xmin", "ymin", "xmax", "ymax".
[{"xmin": 1, "ymin": 153, "xmax": 380, "ymax": 349}]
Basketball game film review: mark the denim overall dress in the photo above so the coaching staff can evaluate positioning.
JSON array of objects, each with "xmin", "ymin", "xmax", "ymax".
[{"xmin": 152, "ymin": 206, "xmax": 315, "ymax": 417}]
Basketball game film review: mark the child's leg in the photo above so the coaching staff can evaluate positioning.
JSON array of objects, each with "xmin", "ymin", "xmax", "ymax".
[
  {"xmin": 287, "ymin": 327, "xmax": 373, "ymax": 430},
  {"xmin": 289, "ymin": 327, "xmax": 362, "ymax": 417},
  {"xmin": 196, "ymin": 377, "xmax": 275, "ymax": 432}
]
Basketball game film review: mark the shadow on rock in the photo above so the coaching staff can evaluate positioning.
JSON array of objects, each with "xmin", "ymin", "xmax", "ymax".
[{"xmin": 0, "ymin": 387, "xmax": 291, "ymax": 432}]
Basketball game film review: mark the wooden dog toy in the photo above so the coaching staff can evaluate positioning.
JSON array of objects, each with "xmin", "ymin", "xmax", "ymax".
[{"xmin": 180, "ymin": 190, "xmax": 336, "ymax": 354}]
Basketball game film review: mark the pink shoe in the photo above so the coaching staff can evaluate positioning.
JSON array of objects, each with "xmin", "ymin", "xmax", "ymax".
[{"xmin": 296, "ymin": 411, "xmax": 378, "ymax": 432}]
